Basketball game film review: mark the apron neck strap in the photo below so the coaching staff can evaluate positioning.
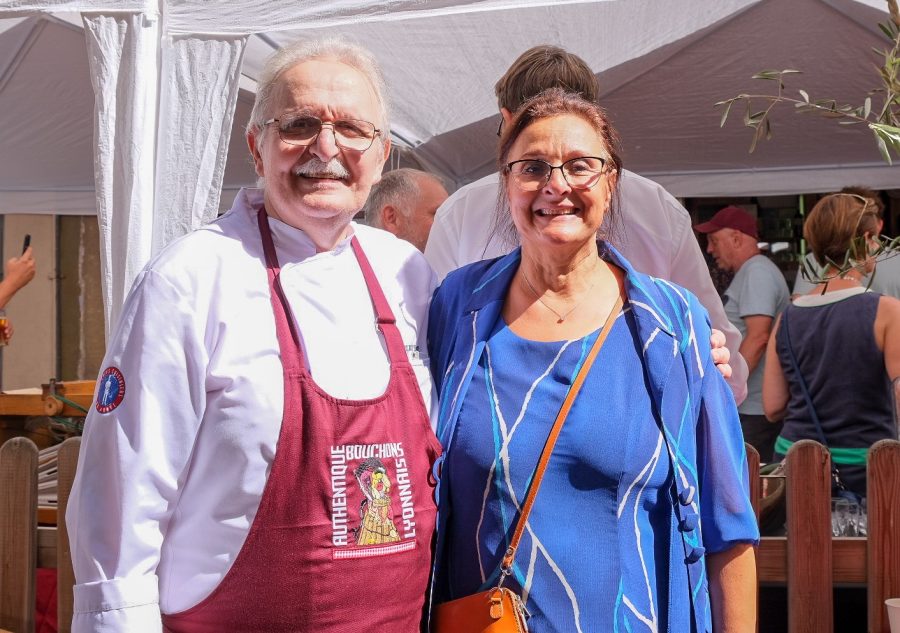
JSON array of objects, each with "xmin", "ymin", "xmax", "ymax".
[
  {"xmin": 257, "ymin": 207, "xmax": 410, "ymax": 369},
  {"xmin": 258, "ymin": 208, "xmax": 305, "ymax": 373},
  {"xmin": 349, "ymin": 236, "xmax": 410, "ymax": 366}
]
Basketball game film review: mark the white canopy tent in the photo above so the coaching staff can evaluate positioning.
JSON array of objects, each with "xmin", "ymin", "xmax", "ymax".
[{"xmin": 0, "ymin": 0, "xmax": 894, "ymax": 336}]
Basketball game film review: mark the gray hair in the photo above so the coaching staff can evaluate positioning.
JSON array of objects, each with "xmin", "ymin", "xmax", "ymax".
[
  {"xmin": 248, "ymin": 37, "xmax": 390, "ymax": 142},
  {"xmin": 363, "ymin": 168, "xmax": 441, "ymax": 228}
]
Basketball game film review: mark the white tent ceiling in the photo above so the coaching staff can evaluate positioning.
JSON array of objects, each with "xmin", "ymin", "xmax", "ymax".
[{"xmin": 0, "ymin": 0, "xmax": 895, "ymax": 330}]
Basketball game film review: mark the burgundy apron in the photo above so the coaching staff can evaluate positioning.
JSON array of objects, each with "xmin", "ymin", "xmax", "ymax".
[{"xmin": 162, "ymin": 209, "xmax": 440, "ymax": 632}]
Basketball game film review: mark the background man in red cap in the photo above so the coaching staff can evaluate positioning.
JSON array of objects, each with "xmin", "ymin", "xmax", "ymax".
[{"xmin": 696, "ymin": 205, "xmax": 789, "ymax": 461}]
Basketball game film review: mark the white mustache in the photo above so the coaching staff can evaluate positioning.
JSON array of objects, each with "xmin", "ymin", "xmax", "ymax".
[{"xmin": 292, "ymin": 157, "xmax": 350, "ymax": 179}]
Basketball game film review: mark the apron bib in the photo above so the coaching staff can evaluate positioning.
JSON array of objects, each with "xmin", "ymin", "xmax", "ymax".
[{"xmin": 162, "ymin": 210, "xmax": 440, "ymax": 632}]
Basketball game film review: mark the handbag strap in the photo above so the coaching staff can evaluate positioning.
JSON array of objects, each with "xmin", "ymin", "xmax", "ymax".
[
  {"xmin": 780, "ymin": 308, "xmax": 829, "ymax": 447},
  {"xmin": 780, "ymin": 308, "xmax": 849, "ymax": 489},
  {"xmin": 498, "ymin": 294, "xmax": 624, "ymax": 580}
]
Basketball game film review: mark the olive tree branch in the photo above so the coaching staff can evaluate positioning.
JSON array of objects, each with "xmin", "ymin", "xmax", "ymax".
[{"xmin": 716, "ymin": 0, "xmax": 900, "ymax": 163}]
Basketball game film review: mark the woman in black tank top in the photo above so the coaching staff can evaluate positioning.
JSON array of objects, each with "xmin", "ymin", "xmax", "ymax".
[{"xmin": 761, "ymin": 192, "xmax": 900, "ymax": 496}]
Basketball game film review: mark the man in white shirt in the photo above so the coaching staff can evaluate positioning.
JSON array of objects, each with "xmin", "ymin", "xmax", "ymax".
[
  {"xmin": 362, "ymin": 167, "xmax": 449, "ymax": 251},
  {"xmin": 696, "ymin": 205, "xmax": 790, "ymax": 461},
  {"xmin": 425, "ymin": 45, "xmax": 748, "ymax": 402},
  {"xmin": 67, "ymin": 39, "xmax": 440, "ymax": 633}
]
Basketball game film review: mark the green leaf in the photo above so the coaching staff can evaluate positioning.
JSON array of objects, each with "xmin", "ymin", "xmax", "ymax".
[
  {"xmin": 879, "ymin": 22, "xmax": 895, "ymax": 40},
  {"xmin": 751, "ymin": 70, "xmax": 779, "ymax": 80},
  {"xmin": 873, "ymin": 130, "xmax": 893, "ymax": 164},
  {"xmin": 871, "ymin": 122, "xmax": 900, "ymax": 147},
  {"xmin": 888, "ymin": 135, "xmax": 900, "ymax": 153},
  {"xmin": 747, "ymin": 111, "xmax": 766, "ymax": 125},
  {"xmin": 719, "ymin": 99, "xmax": 734, "ymax": 128},
  {"xmin": 749, "ymin": 121, "xmax": 767, "ymax": 153},
  {"xmin": 800, "ymin": 257, "xmax": 821, "ymax": 283},
  {"xmin": 743, "ymin": 104, "xmax": 766, "ymax": 126},
  {"xmin": 813, "ymin": 99, "xmax": 838, "ymax": 109}
]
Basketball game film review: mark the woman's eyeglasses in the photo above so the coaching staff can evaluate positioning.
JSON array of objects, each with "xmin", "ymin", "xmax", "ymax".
[{"xmin": 506, "ymin": 156, "xmax": 606, "ymax": 191}]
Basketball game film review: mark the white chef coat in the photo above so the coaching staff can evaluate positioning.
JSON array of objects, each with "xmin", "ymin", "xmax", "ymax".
[
  {"xmin": 424, "ymin": 170, "xmax": 749, "ymax": 403},
  {"xmin": 66, "ymin": 188, "xmax": 437, "ymax": 633}
]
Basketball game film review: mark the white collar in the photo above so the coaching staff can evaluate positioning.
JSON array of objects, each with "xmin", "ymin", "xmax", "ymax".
[{"xmin": 793, "ymin": 285, "xmax": 869, "ymax": 307}]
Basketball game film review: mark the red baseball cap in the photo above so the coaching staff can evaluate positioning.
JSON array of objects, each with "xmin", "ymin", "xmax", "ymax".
[{"xmin": 694, "ymin": 205, "xmax": 759, "ymax": 240}]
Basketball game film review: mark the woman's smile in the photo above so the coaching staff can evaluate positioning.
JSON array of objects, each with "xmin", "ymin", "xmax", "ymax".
[
  {"xmin": 505, "ymin": 114, "xmax": 614, "ymax": 250},
  {"xmin": 534, "ymin": 206, "xmax": 580, "ymax": 217}
]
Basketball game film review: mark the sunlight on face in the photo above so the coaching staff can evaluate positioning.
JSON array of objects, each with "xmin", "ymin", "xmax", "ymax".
[
  {"xmin": 248, "ymin": 59, "xmax": 389, "ymax": 231},
  {"xmin": 505, "ymin": 114, "xmax": 615, "ymax": 254}
]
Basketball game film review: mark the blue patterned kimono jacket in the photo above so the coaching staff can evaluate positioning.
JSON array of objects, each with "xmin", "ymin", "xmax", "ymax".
[{"xmin": 427, "ymin": 244, "xmax": 759, "ymax": 633}]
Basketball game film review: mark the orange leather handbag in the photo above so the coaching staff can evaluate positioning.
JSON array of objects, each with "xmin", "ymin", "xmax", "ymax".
[
  {"xmin": 431, "ymin": 297, "xmax": 623, "ymax": 633},
  {"xmin": 431, "ymin": 586, "xmax": 528, "ymax": 632}
]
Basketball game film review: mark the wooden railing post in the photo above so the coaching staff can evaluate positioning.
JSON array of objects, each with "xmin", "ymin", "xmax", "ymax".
[
  {"xmin": 746, "ymin": 443, "xmax": 761, "ymax": 522},
  {"xmin": 0, "ymin": 438, "xmax": 38, "ymax": 633},
  {"xmin": 868, "ymin": 439, "xmax": 900, "ymax": 633},
  {"xmin": 57, "ymin": 437, "xmax": 81, "ymax": 633},
  {"xmin": 744, "ymin": 443, "xmax": 760, "ymax": 633},
  {"xmin": 892, "ymin": 376, "xmax": 899, "ymax": 431},
  {"xmin": 786, "ymin": 440, "xmax": 832, "ymax": 633}
]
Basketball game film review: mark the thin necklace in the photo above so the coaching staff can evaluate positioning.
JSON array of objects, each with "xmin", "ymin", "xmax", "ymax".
[
  {"xmin": 520, "ymin": 253, "xmax": 599, "ymax": 323},
  {"xmin": 819, "ymin": 267, "xmax": 864, "ymax": 293}
]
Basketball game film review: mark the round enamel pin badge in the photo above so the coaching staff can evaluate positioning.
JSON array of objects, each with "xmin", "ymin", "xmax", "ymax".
[{"xmin": 96, "ymin": 367, "xmax": 126, "ymax": 413}]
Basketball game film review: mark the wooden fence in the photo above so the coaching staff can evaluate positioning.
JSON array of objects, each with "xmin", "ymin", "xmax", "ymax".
[
  {"xmin": 749, "ymin": 438, "xmax": 900, "ymax": 633},
  {"xmin": 0, "ymin": 437, "xmax": 79, "ymax": 633},
  {"xmin": 0, "ymin": 434, "xmax": 897, "ymax": 632}
]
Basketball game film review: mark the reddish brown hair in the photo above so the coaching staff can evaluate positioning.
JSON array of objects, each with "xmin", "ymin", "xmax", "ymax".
[
  {"xmin": 491, "ymin": 88, "xmax": 623, "ymax": 247},
  {"xmin": 804, "ymin": 193, "xmax": 880, "ymax": 267}
]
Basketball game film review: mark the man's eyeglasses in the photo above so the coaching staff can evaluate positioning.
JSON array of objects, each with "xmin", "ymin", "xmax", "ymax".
[
  {"xmin": 264, "ymin": 115, "xmax": 381, "ymax": 152},
  {"xmin": 505, "ymin": 157, "xmax": 607, "ymax": 191}
]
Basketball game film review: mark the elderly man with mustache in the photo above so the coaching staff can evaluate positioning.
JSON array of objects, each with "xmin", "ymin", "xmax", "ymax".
[{"xmin": 67, "ymin": 38, "xmax": 440, "ymax": 633}]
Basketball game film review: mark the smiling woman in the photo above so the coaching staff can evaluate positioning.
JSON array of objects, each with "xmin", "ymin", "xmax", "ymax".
[
  {"xmin": 498, "ymin": 104, "xmax": 621, "ymax": 342},
  {"xmin": 494, "ymin": 91, "xmax": 623, "ymax": 269},
  {"xmin": 428, "ymin": 89, "xmax": 760, "ymax": 633}
]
